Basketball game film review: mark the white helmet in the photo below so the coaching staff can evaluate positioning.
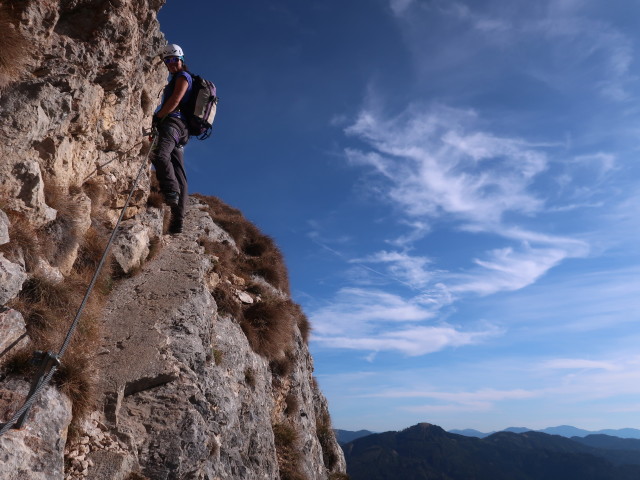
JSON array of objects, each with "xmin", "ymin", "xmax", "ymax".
[{"xmin": 162, "ymin": 44, "xmax": 184, "ymax": 58}]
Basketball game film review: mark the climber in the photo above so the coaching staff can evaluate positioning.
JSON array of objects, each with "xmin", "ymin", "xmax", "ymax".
[{"xmin": 151, "ymin": 43, "xmax": 192, "ymax": 234}]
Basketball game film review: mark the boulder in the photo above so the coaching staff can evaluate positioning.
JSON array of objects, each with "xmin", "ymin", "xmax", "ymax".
[
  {"xmin": 0, "ymin": 379, "xmax": 72, "ymax": 480},
  {"xmin": 0, "ymin": 254, "xmax": 27, "ymax": 306},
  {"xmin": 0, "ymin": 308, "xmax": 30, "ymax": 360},
  {"xmin": 0, "ymin": 210, "xmax": 8, "ymax": 246},
  {"xmin": 112, "ymin": 221, "xmax": 150, "ymax": 274}
]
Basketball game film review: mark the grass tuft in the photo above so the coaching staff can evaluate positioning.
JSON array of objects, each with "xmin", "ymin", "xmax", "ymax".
[
  {"xmin": 317, "ymin": 411, "xmax": 340, "ymax": 471},
  {"xmin": 273, "ymin": 423, "xmax": 307, "ymax": 480},
  {"xmin": 0, "ymin": 210, "xmax": 42, "ymax": 271},
  {"xmin": 241, "ymin": 298, "xmax": 296, "ymax": 360}
]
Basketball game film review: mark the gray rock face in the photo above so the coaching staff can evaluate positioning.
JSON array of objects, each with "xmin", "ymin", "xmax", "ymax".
[
  {"xmin": 0, "ymin": 210, "xmax": 9, "ymax": 246},
  {"xmin": 0, "ymin": 308, "xmax": 30, "ymax": 358},
  {"xmin": 0, "ymin": 0, "xmax": 166, "ymax": 224},
  {"xmin": 86, "ymin": 199, "xmax": 345, "ymax": 479},
  {"xmin": 0, "ymin": 254, "xmax": 27, "ymax": 306},
  {"xmin": 0, "ymin": 379, "xmax": 72, "ymax": 480}
]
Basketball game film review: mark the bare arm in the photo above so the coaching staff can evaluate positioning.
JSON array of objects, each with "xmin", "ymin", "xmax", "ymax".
[{"xmin": 156, "ymin": 76, "xmax": 189, "ymax": 118}]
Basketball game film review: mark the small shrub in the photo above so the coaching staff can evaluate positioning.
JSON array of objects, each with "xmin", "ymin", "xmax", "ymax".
[
  {"xmin": 212, "ymin": 282, "xmax": 242, "ymax": 320},
  {"xmin": 241, "ymin": 298, "xmax": 296, "ymax": 360},
  {"xmin": 270, "ymin": 350, "xmax": 295, "ymax": 379}
]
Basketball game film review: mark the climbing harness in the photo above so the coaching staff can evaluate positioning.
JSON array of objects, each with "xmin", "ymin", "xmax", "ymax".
[{"xmin": 0, "ymin": 130, "xmax": 160, "ymax": 437}]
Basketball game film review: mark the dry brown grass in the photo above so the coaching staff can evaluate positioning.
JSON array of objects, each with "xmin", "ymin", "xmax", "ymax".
[
  {"xmin": 241, "ymin": 298, "xmax": 296, "ymax": 360},
  {"xmin": 11, "ymin": 272, "xmax": 104, "ymax": 422},
  {"xmin": 269, "ymin": 349, "xmax": 295, "ymax": 379},
  {"xmin": 73, "ymin": 226, "xmax": 114, "ymax": 295},
  {"xmin": 82, "ymin": 178, "xmax": 108, "ymax": 217},
  {"xmin": 146, "ymin": 191, "xmax": 164, "ymax": 209},
  {"xmin": 273, "ymin": 422, "xmax": 307, "ymax": 480},
  {"xmin": 194, "ymin": 193, "xmax": 290, "ymax": 293},
  {"xmin": 289, "ymin": 301, "xmax": 311, "ymax": 345},
  {"xmin": 42, "ymin": 184, "xmax": 85, "ymax": 266},
  {"xmin": 192, "ymin": 194, "xmax": 313, "ymax": 359},
  {"xmin": 0, "ymin": 3, "xmax": 30, "ymax": 90},
  {"xmin": 316, "ymin": 411, "xmax": 340, "ymax": 471},
  {"xmin": 212, "ymin": 282, "xmax": 242, "ymax": 320},
  {"xmin": 2, "ymin": 200, "xmax": 114, "ymax": 426},
  {"xmin": 0, "ymin": 210, "xmax": 41, "ymax": 271}
]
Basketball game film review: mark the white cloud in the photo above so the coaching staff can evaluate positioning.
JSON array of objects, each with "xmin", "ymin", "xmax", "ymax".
[
  {"xmin": 310, "ymin": 286, "xmax": 500, "ymax": 356},
  {"xmin": 311, "ymin": 287, "xmax": 439, "ymax": 337},
  {"xmin": 541, "ymin": 358, "xmax": 618, "ymax": 371},
  {"xmin": 388, "ymin": 0, "xmax": 415, "ymax": 16},
  {"xmin": 449, "ymin": 245, "xmax": 574, "ymax": 296},
  {"xmin": 345, "ymin": 104, "xmax": 548, "ymax": 227},
  {"xmin": 351, "ymin": 250, "xmax": 433, "ymax": 289},
  {"xmin": 313, "ymin": 324, "xmax": 500, "ymax": 357}
]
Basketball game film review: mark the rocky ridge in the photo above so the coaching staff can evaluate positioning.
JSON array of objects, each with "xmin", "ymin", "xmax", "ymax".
[{"xmin": 0, "ymin": 1, "xmax": 346, "ymax": 478}]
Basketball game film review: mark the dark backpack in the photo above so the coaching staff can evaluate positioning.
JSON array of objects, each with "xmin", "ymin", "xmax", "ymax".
[{"xmin": 183, "ymin": 73, "xmax": 218, "ymax": 140}]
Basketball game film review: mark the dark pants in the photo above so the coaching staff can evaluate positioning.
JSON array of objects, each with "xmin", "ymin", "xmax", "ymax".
[{"xmin": 151, "ymin": 117, "xmax": 190, "ymax": 222}]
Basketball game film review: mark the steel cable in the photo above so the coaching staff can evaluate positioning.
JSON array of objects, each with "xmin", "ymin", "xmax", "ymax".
[{"xmin": 0, "ymin": 134, "xmax": 158, "ymax": 436}]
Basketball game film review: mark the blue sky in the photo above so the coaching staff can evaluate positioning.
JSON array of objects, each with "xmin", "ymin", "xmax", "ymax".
[{"xmin": 159, "ymin": 0, "xmax": 640, "ymax": 433}]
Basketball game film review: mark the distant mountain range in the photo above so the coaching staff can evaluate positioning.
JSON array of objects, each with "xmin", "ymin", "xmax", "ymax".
[
  {"xmin": 341, "ymin": 423, "xmax": 640, "ymax": 480},
  {"xmin": 449, "ymin": 425, "xmax": 640, "ymax": 439},
  {"xmin": 334, "ymin": 429, "xmax": 376, "ymax": 444}
]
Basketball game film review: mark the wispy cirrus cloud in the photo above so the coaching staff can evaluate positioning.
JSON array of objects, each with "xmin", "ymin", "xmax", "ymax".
[
  {"xmin": 310, "ymin": 286, "xmax": 497, "ymax": 356},
  {"xmin": 345, "ymin": 104, "xmax": 548, "ymax": 228},
  {"xmin": 313, "ymin": 324, "xmax": 499, "ymax": 357},
  {"xmin": 389, "ymin": 0, "xmax": 635, "ymax": 100},
  {"xmin": 541, "ymin": 358, "xmax": 619, "ymax": 371}
]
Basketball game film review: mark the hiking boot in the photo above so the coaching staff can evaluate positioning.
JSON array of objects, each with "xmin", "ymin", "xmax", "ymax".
[
  {"xmin": 168, "ymin": 220, "xmax": 183, "ymax": 234},
  {"xmin": 164, "ymin": 191, "xmax": 179, "ymax": 207},
  {"xmin": 168, "ymin": 208, "xmax": 183, "ymax": 234}
]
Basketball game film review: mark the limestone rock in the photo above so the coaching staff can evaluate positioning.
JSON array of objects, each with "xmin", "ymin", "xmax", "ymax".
[
  {"xmin": 0, "ymin": 254, "xmax": 27, "ymax": 306},
  {"xmin": 0, "ymin": 210, "xmax": 8, "ymax": 246},
  {"xmin": 235, "ymin": 289, "xmax": 254, "ymax": 304},
  {"xmin": 33, "ymin": 258, "xmax": 64, "ymax": 284},
  {"xmin": 0, "ymin": 379, "xmax": 72, "ymax": 480},
  {"xmin": 0, "ymin": 308, "xmax": 30, "ymax": 359},
  {"xmin": 112, "ymin": 221, "xmax": 150, "ymax": 274},
  {"xmin": 7, "ymin": 160, "xmax": 57, "ymax": 226}
]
